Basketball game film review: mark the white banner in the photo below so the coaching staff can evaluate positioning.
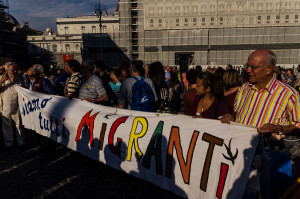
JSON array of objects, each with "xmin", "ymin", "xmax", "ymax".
[{"xmin": 17, "ymin": 86, "xmax": 258, "ymax": 199}]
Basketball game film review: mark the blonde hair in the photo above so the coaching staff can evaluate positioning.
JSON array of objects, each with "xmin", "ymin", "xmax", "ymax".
[
  {"xmin": 4, "ymin": 62, "xmax": 17, "ymax": 70},
  {"xmin": 223, "ymin": 69, "xmax": 241, "ymax": 91}
]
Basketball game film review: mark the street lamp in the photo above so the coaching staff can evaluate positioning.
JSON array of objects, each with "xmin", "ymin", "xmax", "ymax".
[{"xmin": 94, "ymin": 0, "xmax": 106, "ymax": 60}]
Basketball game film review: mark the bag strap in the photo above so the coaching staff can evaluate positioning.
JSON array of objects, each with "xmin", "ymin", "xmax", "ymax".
[{"xmin": 131, "ymin": 76, "xmax": 139, "ymax": 82}]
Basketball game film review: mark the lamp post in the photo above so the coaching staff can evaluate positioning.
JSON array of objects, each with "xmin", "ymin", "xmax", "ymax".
[{"xmin": 94, "ymin": 0, "xmax": 106, "ymax": 60}]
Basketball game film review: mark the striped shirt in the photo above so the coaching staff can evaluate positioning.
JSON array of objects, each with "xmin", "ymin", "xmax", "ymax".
[
  {"xmin": 78, "ymin": 74, "xmax": 106, "ymax": 102},
  {"xmin": 234, "ymin": 75, "xmax": 300, "ymax": 128},
  {"xmin": 66, "ymin": 72, "xmax": 84, "ymax": 95}
]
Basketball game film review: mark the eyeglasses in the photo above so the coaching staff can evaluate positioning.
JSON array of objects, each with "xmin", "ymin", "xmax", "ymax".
[{"xmin": 245, "ymin": 64, "xmax": 263, "ymax": 71}]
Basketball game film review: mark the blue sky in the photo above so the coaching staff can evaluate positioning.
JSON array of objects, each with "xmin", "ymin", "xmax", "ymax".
[{"xmin": 8, "ymin": 0, "xmax": 118, "ymax": 32}]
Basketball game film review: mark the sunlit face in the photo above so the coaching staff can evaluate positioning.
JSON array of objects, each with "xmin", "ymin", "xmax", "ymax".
[
  {"xmin": 196, "ymin": 77, "xmax": 210, "ymax": 96},
  {"xmin": 64, "ymin": 63, "xmax": 71, "ymax": 74},
  {"xmin": 246, "ymin": 51, "xmax": 272, "ymax": 85},
  {"xmin": 27, "ymin": 69, "xmax": 37, "ymax": 83},
  {"xmin": 7, "ymin": 65, "xmax": 18, "ymax": 78}
]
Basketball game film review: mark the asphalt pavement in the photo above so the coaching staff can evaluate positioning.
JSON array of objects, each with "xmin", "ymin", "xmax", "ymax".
[{"xmin": 0, "ymin": 130, "xmax": 184, "ymax": 199}]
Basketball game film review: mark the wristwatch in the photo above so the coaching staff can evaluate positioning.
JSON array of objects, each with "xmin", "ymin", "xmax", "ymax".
[{"xmin": 273, "ymin": 125, "xmax": 285, "ymax": 141}]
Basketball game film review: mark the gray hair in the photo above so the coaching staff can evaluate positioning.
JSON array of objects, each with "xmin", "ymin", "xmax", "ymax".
[
  {"xmin": 265, "ymin": 50, "xmax": 277, "ymax": 67},
  {"xmin": 30, "ymin": 67, "xmax": 41, "ymax": 76},
  {"xmin": 4, "ymin": 62, "xmax": 17, "ymax": 70},
  {"xmin": 33, "ymin": 64, "xmax": 44, "ymax": 74},
  {"xmin": 81, "ymin": 60, "xmax": 94, "ymax": 73}
]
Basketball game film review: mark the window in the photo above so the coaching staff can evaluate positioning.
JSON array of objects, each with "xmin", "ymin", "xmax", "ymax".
[
  {"xmin": 257, "ymin": 16, "xmax": 261, "ymax": 24},
  {"xmin": 158, "ymin": 19, "xmax": 162, "ymax": 27},
  {"xmin": 92, "ymin": 26, "xmax": 96, "ymax": 33},
  {"xmin": 285, "ymin": 15, "xmax": 289, "ymax": 23},
  {"xmin": 202, "ymin": 18, "xmax": 205, "ymax": 25},
  {"xmin": 150, "ymin": 19, "xmax": 154, "ymax": 27},
  {"xmin": 75, "ymin": 44, "xmax": 80, "ymax": 51},
  {"xmin": 81, "ymin": 26, "xmax": 85, "ymax": 33},
  {"xmin": 52, "ymin": 45, "xmax": 57, "ymax": 53},
  {"xmin": 65, "ymin": 44, "xmax": 70, "ymax": 52},
  {"xmin": 176, "ymin": 18, "xmax": 179, "ymax": 26},
  {"xmin": 193, "ymin": 18, "xmax": 197, "ymax": 26},
  {"xmin": 276, "ymin": 15, "xmax": 280, "ymax": 23},
  {"xmin": 266, "ymin": 16, "xmax": 270, "ymax": 23},
  {"xmin": 64, "ymin": 27, "xmax": 69, "ymax": 34},
  {"xmin": 184, "ymin": 18, "xmax": 188, "ymax": 26},
  {"xmin": 103, "ymin": 25, "xmax": 107, "ymax": 33},
  {"xmin": 295, "ymin": 15, "xmax": 299, "ymax": 23},
  {"xmin": 219, "ymin": 17, "xmax": 223, "ymax": 25},
  {"xmin": 211, "ymin": 17, "xmax": 214, "ymax": 25}
]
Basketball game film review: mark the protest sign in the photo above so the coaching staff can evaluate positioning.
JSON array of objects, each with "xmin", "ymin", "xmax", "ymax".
[{"xmin": 17, "ymin": 86, "xmax": 258, "ymax": 199}]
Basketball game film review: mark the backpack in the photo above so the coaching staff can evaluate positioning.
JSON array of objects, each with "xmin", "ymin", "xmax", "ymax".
[{"xmin": 130, "ymin": 76, "xmax": 155, "ymax": 112}]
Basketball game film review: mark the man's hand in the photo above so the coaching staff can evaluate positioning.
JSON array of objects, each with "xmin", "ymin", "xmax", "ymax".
[
  {"xmin": 257, "ymin": 124, "xmax": 280, "ymax": 134},
  {"xmin": 81, "ymin": 98, "xmax": 93, "ymax": 103},
  {"xmin": 1, "ymin": 71, "xmax": 8, "ymax": 81},
  {"xmin": 219, "ymin": 114, "xmax": 234, "ymax": 124},
  {"xmin": 192, "ymin": 114, "xmax": 203, "ymax": 118}
]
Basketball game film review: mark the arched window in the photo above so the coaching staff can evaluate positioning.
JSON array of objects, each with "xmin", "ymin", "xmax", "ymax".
[
  {"xmin": 64, "ymin": 27, "xmax": 69, "ymax": 34},
  {"xmin": 52, "ymin": 44, "xmax": 57, "ymax": 52},
  {"xmin": 65, "ymin": 44, "xmax": 70, "ymax": 52}
]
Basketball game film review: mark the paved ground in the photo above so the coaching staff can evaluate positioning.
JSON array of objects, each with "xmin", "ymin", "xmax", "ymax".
[{"xmin": 0, "ymin": 130, "xmax": 184, "ymax": 199}]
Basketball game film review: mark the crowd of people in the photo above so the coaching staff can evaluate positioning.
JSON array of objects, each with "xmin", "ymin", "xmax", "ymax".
[{"xmin": 0, "ymin": 49, "xmax": 300, "ymax": 197}]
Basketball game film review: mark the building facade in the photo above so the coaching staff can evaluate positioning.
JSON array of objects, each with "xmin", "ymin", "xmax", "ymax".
[
  {"xmin": 28, "ymin": 0, "xmax": 300, "ymax": 68},
  {"xmin": 119, "ymin": 0, "xmax": 300, "ymax": 66},
  {"xmin": 27, "ymin": 13, "xmax": 128, "ymax": 68}
]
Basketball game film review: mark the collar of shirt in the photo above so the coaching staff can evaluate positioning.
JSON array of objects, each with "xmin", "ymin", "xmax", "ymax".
[{"xmin": 248, "ymin": 74, "xmax": 277, "ymax": 95}]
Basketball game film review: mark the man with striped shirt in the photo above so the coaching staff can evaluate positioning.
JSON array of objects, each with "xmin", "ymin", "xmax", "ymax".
[
  {"xmin": 78, "ymin": 60, "xmax": 108, "ymax": 104},
  {"xmin": 221, "ymin": 49, "xmax": 300, "ymax": 181},
  {"xmin": 221, "ymin": 49, "xmax": 300, "ymax": 135},
  {"xmin": 64, "ymin": 59, "xmax": 84, "ymax": 99}
]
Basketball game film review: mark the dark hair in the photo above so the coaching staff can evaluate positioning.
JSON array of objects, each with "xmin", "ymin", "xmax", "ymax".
[
  {"xmin": 148, "ymin": 61, "xmax": 166, "ymax": 88},
  {"xmin": 287, "ymin": 68, "xmax": 294, "ymax": 75},
  {"xmin": 131, "ymin": 60, "xmax": 145, "ymax": 76},
  {"xmin": 66, "ymin": 59, "xmax": 80, "ymax": 72},
  {"xmin": 223, "ymin": 69, "xmax": 241, "ymax": 91},
  {"xmin": 118, "ymin": 62, "xmax": 130, "ymax": 78},
  {"xmin": 227, "ymin": 64, "xmax": 233, "ymax": 69},
  {"xmin": 195, "ymin": 65, "xmax": 202, "ymax": 73},
  {"xmin": 214, "ymin": 67, "xmax": 225, "ymax": 80},
  {"xmin": 186, "ymin": 69, "xmax": 199, "ymax": 85},
  {"xmin": 110, "ymin": 68, "xmax": 122, "ymax": 79},
  {"xmin": 198, "ymin": 72, "xmax": 224, "ymax": 99},
  {"xmin": 94, "ymin": 60, "xmax": 107, "ymax": 72},
  {"xmin": 170, "ymin": 71, "xmax": 180, "ymax": 89}
]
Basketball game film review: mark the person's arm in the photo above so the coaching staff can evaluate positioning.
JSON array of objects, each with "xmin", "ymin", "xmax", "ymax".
[
  {"xmin": 0, "ymin": 71, "xmax": 8, "ymax": 87},
  {"xmin": 110, "ymin": 72, "xmax": 120, "ymax": 83},
  {"xmin": 294, "ymin": 78, "xmax": 300, "ymax": 87},
  {"xmin": 258, "ymin": 124, "xmax": 298, "ymax": 136},
  {"xmin": 82, "ymin": 94, "xmax": 108, "ymax": 104},
  {"xmin": 118, "ymin": 102, "xmax": 125, "ymax": 109},
  {"xmin": 219, "ymin": 112, "xmax": 236, "ymax": 124}
]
